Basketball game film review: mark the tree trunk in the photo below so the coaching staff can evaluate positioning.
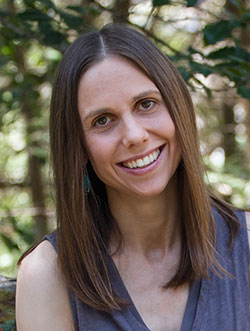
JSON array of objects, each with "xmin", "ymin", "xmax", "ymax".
[
  {"xmin": 113, "ymin": 0, "xmax": 130, "ymax": 23},
  {"xmin": 7, "ymin": 0, "xmax": 48, "ymax": 240},
  {"xmin": 222, "ymin": 101, "xmax": 237, "ymax": 159}
]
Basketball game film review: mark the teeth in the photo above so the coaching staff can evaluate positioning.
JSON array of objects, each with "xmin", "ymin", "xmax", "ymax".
[
  {"xmin": 132, "ymin": 160, "xmax": 137, "ymax": 168},
  {"xmin": 136, "ymin": 159, "xmax": 144, "ymax": 167},
  {"xmin": 143, "ymin": 156, "xmax": 150, "ymax": 166},
  {"xmin": 127, "ymin": 162, "xmax": 133, "ymax": 168},
  {"xmin": 123, "ymin": 148, "xmax": 161, "ymax": 169}
]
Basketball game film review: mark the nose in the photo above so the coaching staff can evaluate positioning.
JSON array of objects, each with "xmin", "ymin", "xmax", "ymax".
[{"xmin": 121, "ymin": 116, "xmax": 149, "ymax": 148}]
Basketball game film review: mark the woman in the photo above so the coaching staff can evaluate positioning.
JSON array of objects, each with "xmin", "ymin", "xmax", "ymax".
[{"xmin": 16, "ymin": 24, "xmax": 250, "ymax": 330}]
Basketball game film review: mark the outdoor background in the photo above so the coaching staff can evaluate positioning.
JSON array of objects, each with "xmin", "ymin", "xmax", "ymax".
[{"xmin": 0, "ymin": 0, "xmax": 249, "ymax": 278}]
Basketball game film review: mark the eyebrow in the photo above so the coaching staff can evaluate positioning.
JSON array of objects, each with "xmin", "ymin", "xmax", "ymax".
[
  {"xmin": 131, "ymin": 89, "xmax": 161, "ymax": 103},
  {"xmin": 82, "ymin": 89, "xmax": 161, "ymax": 123}
]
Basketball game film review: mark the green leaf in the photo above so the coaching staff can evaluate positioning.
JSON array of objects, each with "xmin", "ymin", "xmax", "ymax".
[
  {"xmin": 25, "ymin": 0, "xmax": 56, "ymax": 8},
  {"xmin": 66, "ymin": 5, "xmax": 88, "ymax": 15},
  {"xmin": 214, "ymin": 63, "xmax": 249, "ymax": 83},
  {"xmin": 237, "ymin": 86, "xmax": 250, "ymax": 100},
  {"xmin": 240, "ymin": 10, "xmax": 250, "ymax": 23},
  {"xmin": 9, "ymin": 216, "xmax": 35, "ymax": 244},
  {"xmin": 18, "ymin": 9, "xmax": 52, "ymax": 22},
  {"xmin": 39, "ymin": 0, "xmax": 56, "ymax": 8},
  {"xmin": 37, "ymin": 21, "xmax": 65, "ymax": 46},
  {"xmin": 58, "ymin": 10, "xmax": 84, "ymax": 29},
  {"xmin": 43, "ymin": 30, "xmax": 65, "ymax": 46},
  {"xmin": 0, "ymin": 234, "xmax": 19, "ymax": 251},
  {"xmin": 88, "ymin": 6, "xmax": 102, "ymax": 16},
  {"xmin": 190, "ymin": 62, "xmax": 214, "ymax": 77},
  {"xmin": 153, "ymin": 0, "xmax": 170, "ymax": 7},
  {"xmin": 203, "ymin": 20, "xmax": 240, "ymax": 45},
  {"xmin": 207, "ymin": 47, "xmax": 250, "ymax": 62},
  {"xmin": 177, "ymin": 66, "xmax": 191, "ymax": 82},
  {"xmin": 186, "ymin": 0, "xmax": 199, "ymax": 7},
  {"xmin": 38, "ymin": 21, "xmax": 53, "ymax": 33},
  {"xmin": 23, "ymin": 0, "xmax": 35, "ymax": 5},
  {"xmin": 16, "ymin": 229, "xmax": 34, "ymax": 244}
]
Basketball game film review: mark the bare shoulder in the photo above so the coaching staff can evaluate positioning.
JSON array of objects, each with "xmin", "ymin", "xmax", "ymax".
[
  {"xmin": 17, "ymin": 240, "xmax": 61, "ymax": 292},
  {"xmin": 18, "ymin": 240, "xmax": 57, "ymax": 277},
  {"xmin": 16, "ymin": 240, "xmax": 74, "ymax": 331}
]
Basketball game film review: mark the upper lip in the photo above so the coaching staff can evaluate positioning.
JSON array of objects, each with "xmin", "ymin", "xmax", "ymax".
[{"xmin": 119, "ymin": 145, "xmax": 164, "ymax": 164}]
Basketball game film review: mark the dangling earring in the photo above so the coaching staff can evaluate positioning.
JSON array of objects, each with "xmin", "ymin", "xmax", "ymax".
[{"xmin": 84, "ymin": 172, "xmax": 90, "ymax": 195}]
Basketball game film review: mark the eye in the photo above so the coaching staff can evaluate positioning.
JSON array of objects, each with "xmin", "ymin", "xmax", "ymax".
[
  {"xmin": 138, "ymin": 99, "xmax": 156, "ymax": 111},
  {"xmin": 93, "ymin": 115, "xmax": 111, "ymax": 127}
]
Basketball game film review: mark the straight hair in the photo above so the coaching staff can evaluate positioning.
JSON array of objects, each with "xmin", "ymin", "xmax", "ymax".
[{"xmin": 48, "ymin": 23, "xmax": 239, "ymax": 311}]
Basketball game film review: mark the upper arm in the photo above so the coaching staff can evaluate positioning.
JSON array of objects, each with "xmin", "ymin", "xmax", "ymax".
[{"xmin": 16, "ymin": 240, "xmax": 74, "ymax": 331}]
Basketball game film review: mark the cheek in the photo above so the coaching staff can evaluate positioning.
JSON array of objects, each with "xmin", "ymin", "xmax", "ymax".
[
  {"xmin": 86, "ymin": 149, "xmax": 108, "ymax": 184},
  {"xmin": 162, "ymin": 120, "xmax": 182, "ymax": 161},
  {"xmin": 86, "ymin": 146, "xmax": 104, "ymax": 169},
  {"xmin": 84, "ymin": 135, "xmax": 114, "ymax": 173}
]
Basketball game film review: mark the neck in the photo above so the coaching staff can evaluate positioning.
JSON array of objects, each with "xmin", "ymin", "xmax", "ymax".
[{"xmin": 107, "ymin": 175, "xmax": 181, "ymax": 260}]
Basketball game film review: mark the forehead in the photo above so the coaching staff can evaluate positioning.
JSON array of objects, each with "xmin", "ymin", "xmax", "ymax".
[
  {"xmin": 77, "ymin": 56, "xmax": 158, "ymax": 110},
  {"xmin": 81, "ymin": 54, "xmax": 147, "ymax": 78}
]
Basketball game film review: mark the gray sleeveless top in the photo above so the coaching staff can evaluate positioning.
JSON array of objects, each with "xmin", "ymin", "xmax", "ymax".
[{"xmin": 45, "ymin": 209, "xmax": 250, "ymax": 330}]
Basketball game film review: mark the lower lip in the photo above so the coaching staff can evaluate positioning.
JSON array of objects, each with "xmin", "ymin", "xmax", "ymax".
[{"xmin": 118, "ymin": 145, "xmax": 165, "ymax": 176}]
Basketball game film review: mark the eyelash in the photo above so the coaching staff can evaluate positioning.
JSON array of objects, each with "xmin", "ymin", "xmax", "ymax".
[{"xmin": 92, "ymin": 99, "xmax": 157, "ymax": 128}]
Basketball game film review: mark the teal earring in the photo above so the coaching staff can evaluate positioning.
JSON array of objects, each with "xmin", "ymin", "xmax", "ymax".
[{"xmin": 84, "ymin": 172, "xmax": 90, "ymax": 195}]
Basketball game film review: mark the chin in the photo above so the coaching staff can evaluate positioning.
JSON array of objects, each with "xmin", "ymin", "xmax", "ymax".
[{"xmin": 130, "ymin": 184, "xmax": 169, "ymax": 199}]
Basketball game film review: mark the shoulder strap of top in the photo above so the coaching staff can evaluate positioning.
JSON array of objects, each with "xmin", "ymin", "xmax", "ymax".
[{"xmin": 43, "ymin": 231, "xmax": 58, "ymax": 252}]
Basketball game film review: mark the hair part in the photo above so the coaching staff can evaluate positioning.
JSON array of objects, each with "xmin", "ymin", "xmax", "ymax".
[{"xmin": 49, "ymin": 23, "xmax": 239, "ymax": 311}]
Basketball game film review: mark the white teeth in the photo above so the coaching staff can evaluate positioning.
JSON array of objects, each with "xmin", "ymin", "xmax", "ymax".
[
  {"xmin": 143, "ymin": 156, "xmax": 150, "ymax": 166},
  {"xmin": 127, "ymin": 162, "xmax": 133, "ymax": 169},
  {"xmin": 149, "ymin": 154, "xmax": 154, "ymax": 163},
  {"xmin": 122, "ymin": 148, "xmax": 161, "ymax": 169},
  {"xmin": 136, "ymin": 159, "xmax": 144, "ymax": 167},
  {"xmin": 132, "ymin": 160, "xmax": 137, "ymax": 168}
]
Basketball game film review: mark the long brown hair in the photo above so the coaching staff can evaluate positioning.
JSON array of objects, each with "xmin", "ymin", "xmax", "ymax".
[{"xmin": 49, "ymin": 23, "xmax": 239, "ymax": 311}]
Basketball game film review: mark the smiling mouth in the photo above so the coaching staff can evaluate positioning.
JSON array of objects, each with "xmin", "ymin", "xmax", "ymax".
[{"xmin": 122, "ymin": 147, "xmax": 163, "ymax": 169}]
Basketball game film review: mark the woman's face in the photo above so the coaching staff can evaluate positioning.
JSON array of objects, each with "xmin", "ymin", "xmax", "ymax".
[{"xmin": 78, "ymin": 56, "xmax": 181, "ymax": 198}]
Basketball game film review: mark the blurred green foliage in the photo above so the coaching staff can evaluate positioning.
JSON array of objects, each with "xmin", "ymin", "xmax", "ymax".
[{"xmin": 0, "ymin": 0, "xmax": 249, "ymax": 277}]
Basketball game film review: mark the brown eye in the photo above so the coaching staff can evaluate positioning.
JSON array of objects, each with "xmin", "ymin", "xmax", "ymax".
[
  {"xmin": 139, "ymin": 99, "xmax": 155, "ymax": 111},
  {"xmin": 94, "ymin": 115, "xmax": 111, "ymax": 127}
]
